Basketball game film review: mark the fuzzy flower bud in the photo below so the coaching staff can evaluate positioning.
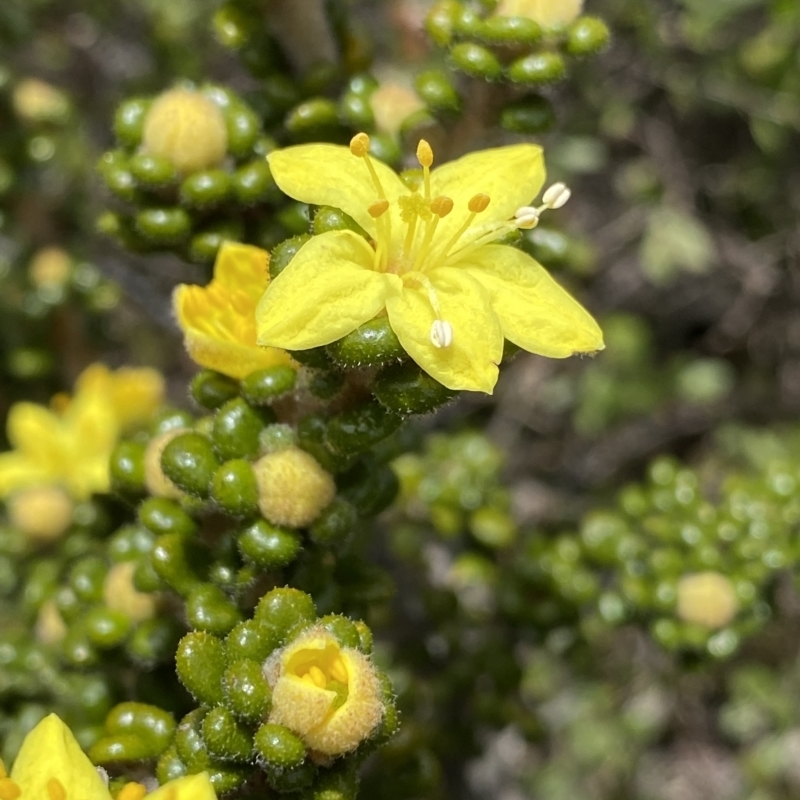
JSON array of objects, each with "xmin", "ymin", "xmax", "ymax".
[
  {"xmin": 144, "ymin": 429, "xmax": 187, "ymax": 499},
  {"xmin": 7, "ymin": 486, "xmax": 73, "ymax": 543},
  {"xmin": 494, "ymin": 0, "xmax": 584, "ymax": 27},
  {"xmin": 677, "ymin": 571, "xmax": 739, "ymax": 629},
  {"xmin": 103, "ymin": 562, "xmax": 157, "ymax": 623},
  {"xmin": 28, "ymin": 248, "xmax": 72, "ymax": 289},
  {"xmin": 263, "ymin": 626, "xmax": 384, "ymax": 756},
  {"xmin": 253, "ymin": 447, "xmax": 335, "ymax": 528},
  {"xmin": 142, "ymin": 89, "xmax": 228, "ymax": 173}
]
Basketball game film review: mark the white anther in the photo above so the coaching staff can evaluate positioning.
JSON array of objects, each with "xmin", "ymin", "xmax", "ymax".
[
  {"xmin": 430, "ymin": 319, "xmax": 454, "ymax": 348},
  {"xmin": 514, "ymin": 206, "xmax": 540, "ymax": 230},
  {"xmin": 542, "ymin": 182, "xmax": 571, "ymax": 209}
]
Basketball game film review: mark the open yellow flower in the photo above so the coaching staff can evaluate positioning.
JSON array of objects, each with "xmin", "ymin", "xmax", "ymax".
[
  {"xmin": 0, "ymin": 713, "xmax": 217, "ymax": 800},
  {"xmin": 256, "ymin": 134, "xmax": 603, "ymax": 394},
  {"xmin": 0, "ymin": 363, "xmax": 161, "ymax": 501},
  {"xmin": 174, "ymin": 242, "xmax": 294, "ymax": 380}
]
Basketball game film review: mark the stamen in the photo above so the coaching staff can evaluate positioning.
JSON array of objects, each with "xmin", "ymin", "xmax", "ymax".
[
  {"xmin": 514, "ymin": 206, "xmax": 540, "ymax": 230},
  {"xmin": 330, "ymin": 657, "xmax": 348, "ymax": 684},
  {"xmin": 417, "ymin": 139, "xmax": 433, "ymax": 201},
  {"xmin": 46, "ymin": 778, "xmax": 66, "ymax": 800},
  {"xmin": 439, "ymin": 193, "xmax": 493, "ymax": 260},
  {"xmin": 118, "ymin": 783, "xmax": 147, "ymax": 800},
  {"xmin": 368, "ymin": 199, "xmax": 389, "ymax": 218},
  {"xmin": 349, "ymin": 132, "xmax": 370, "ymax": 158},
  {"xmin": 468, "ymin": 194, "xmax": 491, "ymax": 213},
  {"xmin": 308, "ymin": 665, "xmax": 327, "ymax": 688},
  {"xmin": 430, "ymin": 195, "xmax": 454, "ymax": 218},
  {"xmin": 430, "ymin": 320, "xmax": 454, "ymax": 349},
  {"xmin": 542, "ymin": 182, "xmax": 571, "ymax": 209},
  {"xmin": 0, "ymin": 779, "xmax": 20, "ymax": 800}
]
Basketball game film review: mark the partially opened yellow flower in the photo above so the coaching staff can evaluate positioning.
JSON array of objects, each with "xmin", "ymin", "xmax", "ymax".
[
  {"xmin": 494, "ymin": 0, "xmax": 584, "ymax": 27},
  {"xmin": 174, "ymin": 242, "xmax": 294, "ymax": 380},
  {"xmin": 256, "ymin": 133, "xmax": 603, "ymax": 394},
  {"xmin": 0, "ymin": 713, "xmax": 217, "ymax": 800}
]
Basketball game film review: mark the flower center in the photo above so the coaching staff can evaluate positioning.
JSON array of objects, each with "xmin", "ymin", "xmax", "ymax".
[
  {"xmin": 349, "ymin": 132, "xmax": 571, "ymax": 351},
  {"xmin": 286, "ymin": 644, "xmax": 350, "ymax": 709}
]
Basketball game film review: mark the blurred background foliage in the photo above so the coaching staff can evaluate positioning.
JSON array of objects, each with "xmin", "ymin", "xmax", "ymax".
[{"xmin": 1, "ymin": 0, "xmax": 800, "ymax": 798}]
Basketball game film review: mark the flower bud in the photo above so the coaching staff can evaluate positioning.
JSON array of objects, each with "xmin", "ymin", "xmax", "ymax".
[
  {"xmin": 494, "ymin": 0, "xmax": 584, "ymax": 28},
  {"xmin": 35, "ymin": 599, "xmax": 68, "ymax": 645},
  {"xmin": 677, "ymin": 572, "xmax": 739, "ymax": 629},
  {"xmin": 144, "ymin": 429, "xmax": 187, "ymax": 499},
  {"xmin": 263, "ymin": 626, "xmax": 384, "ymax": 756},
  {"xmin": 12, "ymin": 78, "xmax": 70, "ymax": 124},
  {"xmin": 370, "ymin": 83, "xmax": 425, "ymax": 137},
  {"xmin": 7, "ymin": 486, "xmax": 73, "ymax": 543},
  {"xmin": 103, "ymin": 562, "xmax": 157, "ymax": 624},
  {"xmin": 142, "ymin": 89, "xmax": 228, "ymax": 174},
  {"xmin": 28, "ymin": 247, "xmax": 71, "ymax": 288},
  {"xmin": 253, "ymin": 448, "xmax": 335, "ymax": 528}
]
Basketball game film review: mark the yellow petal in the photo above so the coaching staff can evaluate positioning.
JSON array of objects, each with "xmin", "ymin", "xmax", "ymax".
[
  {"xmin": 0, "ymin": 453, "xmax": 51, "ymax": 497},
  {"xmin": 174, "ymin": 284, "xmax": 294, "ymax": 379},
  {"xmin": 147, "ymin": 773, "xmax": 218, "ymax": 800},
  {"xmin": 256, "ymin": 231, "xmax": 402, "ymax": 350},
  {"xmin": 429, "ymin": 144, "xmax": 545, "ymax": 253},
  {"xmin": 6, "ymin": 403, "xmax": 63, "ymax": 457},
  {"xmin": 212, "ymin": 241, "xmax": 270, "ymax": 300},
  {"xmin": 267, "ymin": 144, "xmax": 408, "ymax": 241},
  {"xmin": 10, "ymin": 714, "xmax": 111, "ymax": 800},
  {"xmin": 386, "ymin": 268, "xmax": 503, "ymax": 393},
  {"xmin": 460, "ymin": 245, "xmax": 604, "ymax": 357}
]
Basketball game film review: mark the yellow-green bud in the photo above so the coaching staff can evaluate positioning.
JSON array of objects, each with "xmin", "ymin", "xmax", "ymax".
[
  {"xmin": 263, "ymin": 626, "xmax": 384, "ymax": 756},
  {"xmin": 144, "ymin": 429, "xmax": 186, "ymax": 499},
  {"xmin": 103, "ymin": 561, "xmax": 157, "ymax": 623},
  {"xmin": 142, "ymin": 89, "xmax": 228, "ymax": 174},
  {"xmin": 7, "ymin": 486, "xmax": 73, "ymax": 543},
  {"xmin": 35, "ymin": 599, "xmax": 68, "ymax": 645},
  {"xmin": 253, "ymin": 448, "xmax": 335, "ymax": 528},
  {"xmin": 677, "ymin": 572, "xmax": 739, "ymax": 629}
]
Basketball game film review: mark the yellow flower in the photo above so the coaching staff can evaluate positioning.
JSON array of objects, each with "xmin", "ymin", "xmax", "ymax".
[
  {"xmin": 0, "ymin": 364, "xmax": 163, "ymax": 500},
  {"xmin": 0, "ymin": 714, "xmax": 217, "ymax": 800},
  {"xmin": 75, "ymin": 363, "xmax": 164, "ymax": 432},
  {"xmin": 265, "ymin": 627, "xmax": 384, "ymax": 756},
  {"xmin": 494, "ymin": 0, "xmax": 584, "ymax": 27},
  {"xmin": 256, "ymin": 134, "xmax": 603, "ymax": 394},
  {"xmin": 174, "ymin": 242, "xmax": 294, "ymax": 380}
]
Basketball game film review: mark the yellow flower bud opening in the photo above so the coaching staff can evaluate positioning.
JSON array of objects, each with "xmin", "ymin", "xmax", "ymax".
[
  {"xmin": 677, "ymin": 571, "xmax": 739, "ymax": 629},
  {"xmin": 143, "ymin": 89, "xmax": 228, "ymax": 173},
  {"xmin": 253, "ymin": 448, "xmax": 335, "ymax": 528},
  {"xmin": 7, "ymin": 486, "xmax": 73, "ymax": 543},
  {"xmin": 103, "ymin": 562, "xmax": 157, "ymax": 623},
  {"xmin": 144, "ymin": 429, "xmax": 186, "ymax": 499},
  {"xmin": 265, "ymin": 627, "xmax": 384, "ymax": 756}
]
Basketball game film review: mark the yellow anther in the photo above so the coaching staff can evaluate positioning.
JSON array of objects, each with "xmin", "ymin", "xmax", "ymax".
[
  {"xmin": 349, "ymin": 132, "xmax": 371, "ymax": 157},
  {"xmin": 468, "ymin": 194, "xmax": 491, "ymax": 213},
  {"xmin": 430, "ymin": 196, "xmax": 454, "ymax": 218},
  {"xmin": 416, "ymin": 139, "xmax": 434, "ymax": 168},
  {"xmin": 308, "ymin": 665, "xmax": 327, "ymax": 689},
  {"xmin": 301, "ymin": 673, "xmax": 316, "ymax": 686},
  {"xmin": 118, "ymin": 782, "xmax": 148, "ymax": 800},
  {"xmin": 368, "ymin": 199, "xmax": 390, "ymax": 218},
  {"xmin": 329, "ymin": 656, "xmax": 349, "ymax": 684},
  {"xmin": 47, "ymin": 778, "xmax": 66, "ymax": 800},
  {"xmin": 0, "ymin": 778, "xmax": 20, "ymax": 800}
]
